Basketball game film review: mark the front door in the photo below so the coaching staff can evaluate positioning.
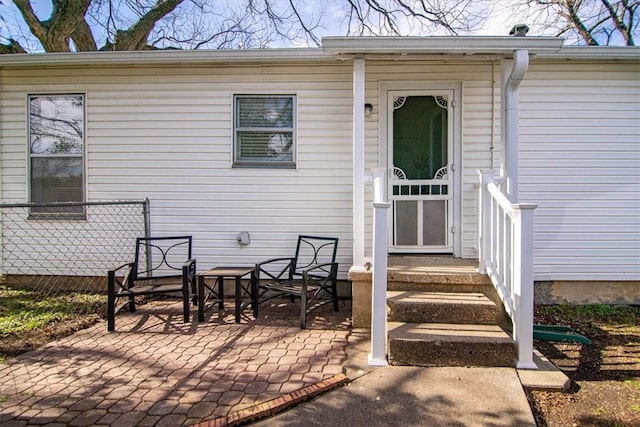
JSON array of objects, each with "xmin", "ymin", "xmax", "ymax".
[{"xmin": 388, "ymin": 91, "xmax": 454, "ymax": 253}]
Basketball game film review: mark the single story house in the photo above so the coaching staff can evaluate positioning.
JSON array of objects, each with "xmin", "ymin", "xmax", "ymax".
[{"xmin": 0, "ymin": 35, "xmax": 638, "ymax": 365}]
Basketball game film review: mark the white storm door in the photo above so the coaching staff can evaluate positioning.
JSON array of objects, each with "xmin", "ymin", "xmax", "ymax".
[{"xmin": 388, "ymin": 91, "xmax": 454, "ymax": 253}]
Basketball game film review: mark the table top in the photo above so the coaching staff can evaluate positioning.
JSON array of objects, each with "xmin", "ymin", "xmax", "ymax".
[{"xmin": 198, "ymin": 266, "xmax": 254, "ymax": 277}]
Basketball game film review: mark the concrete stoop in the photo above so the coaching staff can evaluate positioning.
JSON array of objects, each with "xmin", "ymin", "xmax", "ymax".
[{"xmin": 387, "ymin": 272, "xmax": 516, "ymax": 368}]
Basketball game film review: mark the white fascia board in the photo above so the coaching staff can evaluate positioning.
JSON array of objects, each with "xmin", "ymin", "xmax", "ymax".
[
  {"xmin": 536, "ymin": 46, "xmax": 640, "ymax": 60},
  {"xmin": 0, "ymin": 48, "xmax": 333, "ymax": 68},
  {"xmin": 322, "ymin": 36, "xmax": 565, "ymax": 56}
]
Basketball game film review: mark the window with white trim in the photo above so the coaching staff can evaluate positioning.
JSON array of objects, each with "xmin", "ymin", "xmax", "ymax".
[
  {"xmin": 233, "ymin": 95, "xmax": 296, "ymax": 168},
  {"xmin": 28, "ymin": 94, "xmax": 85, "ymax": 217}
]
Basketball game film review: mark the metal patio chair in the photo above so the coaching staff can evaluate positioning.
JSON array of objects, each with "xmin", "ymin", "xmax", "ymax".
[
  {"xmin": 107, "ymin": 235, "xmax": 196, "ymax": 331},
  {"xmin": 255, "ymin": 235, "xmax": 339, "ymax": 329}
]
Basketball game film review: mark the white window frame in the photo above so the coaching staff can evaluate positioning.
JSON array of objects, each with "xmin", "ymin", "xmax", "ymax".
[
  {"xmin": 233, "ymin": 94, "xmax": 297, "ymax": 168},
  {"xmin": 28, "ymin": 93, "xmax": 86, "ymax": 219}
]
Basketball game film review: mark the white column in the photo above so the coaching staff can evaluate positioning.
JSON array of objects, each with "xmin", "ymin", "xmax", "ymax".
[{"xmin": 353, "ymin": 57, "xmax": 366, "ymax": 266}]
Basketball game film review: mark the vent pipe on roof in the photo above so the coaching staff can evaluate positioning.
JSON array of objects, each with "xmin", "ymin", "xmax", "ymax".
[{"xmin": 510, "ymin": 24, "xmax": 529, "ymax": 37}]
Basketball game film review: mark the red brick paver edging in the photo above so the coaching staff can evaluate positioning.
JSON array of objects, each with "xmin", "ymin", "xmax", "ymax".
[{"xmin": 197, "ymin": 374, "xmax": 349, "ymax": 427}]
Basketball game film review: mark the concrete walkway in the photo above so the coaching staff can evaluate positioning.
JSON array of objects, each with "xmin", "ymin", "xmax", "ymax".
[
  {"xmin": 0, "ymin": 299, "xmax": 548, "ymax": 427},
  {"xmin": 250, "ymin": 330, "xmax": 537, "ymax": 426}
]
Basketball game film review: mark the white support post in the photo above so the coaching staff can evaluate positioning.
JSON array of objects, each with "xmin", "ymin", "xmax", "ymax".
[
  {"xmin": 477, "ymin": 170, "xmax": 493, "ymax": 273},
  {"xmin": 369, "ymin": 168, "xmax": 390, "ymax": 366},
  {"xmin": 512, "ymin": 203, "xmax": 537, "ymax": 369},
  {"xmin": 353, "ymin": 57, "xmax": 366, "ymax": 267}
]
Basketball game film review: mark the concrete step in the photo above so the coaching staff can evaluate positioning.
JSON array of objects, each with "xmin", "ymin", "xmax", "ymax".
[
  {"xmin": 388, "ymin": 322, "xmax": 515, "ymax": 367},
  {"xmin": 387, "ymin": 271, "xmax": 492, "ymax": 292},
  {"xmin": 387, "ymin": 291, "xmax": 499, "ymax": 325},
  {"xmin": 387, "ymin": 268, "xmax": 491, "ymax": 290}
]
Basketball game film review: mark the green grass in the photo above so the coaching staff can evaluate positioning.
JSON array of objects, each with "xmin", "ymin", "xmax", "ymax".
[
  {"xmin": 0, "ymin": 286, "xmax": 105, "ymax": 338},
  {"xmin": 536, "ymin": 304, "xmax": 640, "ymax": 325}
]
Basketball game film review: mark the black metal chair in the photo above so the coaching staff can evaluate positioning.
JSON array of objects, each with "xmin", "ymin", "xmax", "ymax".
[
  {"xmin": 255, "ymin": 235, "xmax": 339, "ymax": 329},
  {"xmin": 107, "ymin": 236, "xmax": 196, "ymax": 331}
]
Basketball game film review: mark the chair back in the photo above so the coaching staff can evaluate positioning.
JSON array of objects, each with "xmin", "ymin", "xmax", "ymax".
[
  {"xmin": 292, "ymin": 235, "xmax": 338, "ymax": 278},
  {"xmin": 133, "ymin": 236, "xmax": 193, "ymax": 279}
]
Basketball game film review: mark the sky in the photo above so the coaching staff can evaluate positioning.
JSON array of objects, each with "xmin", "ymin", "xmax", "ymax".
[{"xmin": 0, "ymin": 0, "xmax": 550, "ymax": 52}]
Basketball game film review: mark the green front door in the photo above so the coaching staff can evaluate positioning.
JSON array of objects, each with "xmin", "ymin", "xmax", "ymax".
[{"xmin": 389, "ymin": 92, "xmax": 454, "ymax": 253}]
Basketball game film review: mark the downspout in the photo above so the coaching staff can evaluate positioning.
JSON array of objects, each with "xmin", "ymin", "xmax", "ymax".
[
  {"xmin": 490, "ymin": 60, "xmax": 497, "ymax": 170},
  {"xmin": 502, "ymin": 49, "xmax": 529, "ymax": 202}
]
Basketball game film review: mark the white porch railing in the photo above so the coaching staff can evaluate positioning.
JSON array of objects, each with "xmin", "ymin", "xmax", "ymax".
[
  {"xmin": 478, "ymin": 171, "xmax": 537, "ymax": 369},
  {"xmin": 369, "ymin": 168, "xmax": 390, "ymax": 365}
]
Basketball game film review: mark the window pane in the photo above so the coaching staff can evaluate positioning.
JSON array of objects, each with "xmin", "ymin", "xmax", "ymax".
[
  {"xmin": 234, "ymin": 95, "xmax": 295, "ymax": 167},
  {"xmin": 31, "ymin": 157, "xmax": 83, "ymax": 205},
  {"xmin": 237, "ymin": 131, "xmax": 293, "ymax": 161},
  {"xmin": 29, "ymin": 95, "xmax": 84, "ymax": 155},
  {"xmin": 237, "ymin": 97, "xmax": 293, "ymax": 128}
]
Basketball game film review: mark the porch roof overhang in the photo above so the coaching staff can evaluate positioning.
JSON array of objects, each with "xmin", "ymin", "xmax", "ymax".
[{"xmin": 321, "ymin": 36, "xmax": 565, "ymax": 58}]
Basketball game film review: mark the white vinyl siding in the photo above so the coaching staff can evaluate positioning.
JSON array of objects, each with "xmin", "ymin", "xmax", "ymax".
[
  {"xmin": 0, "ymin": 63, "xmax": 354, "ymax": 277},
  {"xmin": 2, "ymin": 54, "xmax": 638, "ymax": 282},
  {"xmin": 519, "ymin": 60, "xmax": 640, "ymax": 280}
]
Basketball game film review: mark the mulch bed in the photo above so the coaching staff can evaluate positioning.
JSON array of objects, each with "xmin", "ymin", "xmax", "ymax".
[{"xmin": 527, "ymin": 306, "xmax": 640, "ymax": 426}]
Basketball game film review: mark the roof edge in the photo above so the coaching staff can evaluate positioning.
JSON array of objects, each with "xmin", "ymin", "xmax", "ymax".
[
  {"xmin": 0, "ymin": 48, "xmax": 333, "ymax": 67},
  {"xmin": 321, "ymin": 36, "xmax": 565, "ymax": 55},
  {"xmin": 539, "ymin": 45, "xmax": 640, "ymax": 59}
]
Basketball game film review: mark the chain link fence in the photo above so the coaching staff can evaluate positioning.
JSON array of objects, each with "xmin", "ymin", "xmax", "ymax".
[{"xmin": 0, "ymin": 200, "xmax": 150, "ymax": 301}]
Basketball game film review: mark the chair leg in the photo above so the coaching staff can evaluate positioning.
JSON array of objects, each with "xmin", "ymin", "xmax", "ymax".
[
  {"xmin": 182, "ymin": 283, "xmax": 190, "ymax": 323},
  {"xmin": 183, "ymin": 264, "xmax": 194, "ymax": 323},
  {"xmin": 331, "ymin": 279, "xmax": 339, "ymax": 312},
  {"xmin": 107, "ymin": 271, "xmax": 115, "ymax": 332},
  {"xmin": 300, "ymin": 279, "xmax": 307, "ymax": 329}
]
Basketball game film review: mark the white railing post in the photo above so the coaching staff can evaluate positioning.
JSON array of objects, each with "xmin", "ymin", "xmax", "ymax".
[
  {"xmin": 512, "ymin": 203, "xmax": 537, "ymax": 369},
  {"xmin": 370, "ymin": 168, "xmax": 390, "ymax": 366}
]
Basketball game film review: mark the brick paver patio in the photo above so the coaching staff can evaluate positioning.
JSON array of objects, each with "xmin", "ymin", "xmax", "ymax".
[{"xmin": 0, "ymin": 299, "xmax": 351, "ymax": 426}]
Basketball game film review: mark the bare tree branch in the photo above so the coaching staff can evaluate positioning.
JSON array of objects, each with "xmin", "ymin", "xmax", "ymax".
[
  {"xmin": 0, "ymin": 37, "xmax": 27, "ymax": 53},
  {"xmin": 601, "ymin": 0, "xmax": 636, "ymax": 45},
  {"xmin": 523, "ymin": 0, "xmax": 638, "ymax": 45},
  {"xmin": 104, "ymin": 0, "xmax": 185, "ymax": 50},
  {"xmin": 4, "ymin": 0, "xmax": 491, "ymax": 53},
  {"xmin": 12, "ymin": 0, "xmax": 93, "ymax": 51}
]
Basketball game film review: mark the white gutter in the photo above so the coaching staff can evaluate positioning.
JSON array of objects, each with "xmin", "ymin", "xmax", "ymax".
[
  {"xmin": 502, "ymin": 49, "xmax": 529, "ymax": 202},
  {"xmin": 323, "ymin": 36, "xmax": 564, "ymax": 55},
  {"xmin": 0, "ymin": 48, "xmax": 334, "ymax": 67},
  {"xmin": 539, "ymin": 46, "xmax": 640, "ymax": 59}
]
